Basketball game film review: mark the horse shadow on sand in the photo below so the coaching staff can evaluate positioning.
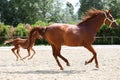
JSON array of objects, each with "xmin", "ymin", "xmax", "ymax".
[
  {"xmin": 3, "ymin": 69, "xmax": 89, "ymax": 75},
  {"xmin": 1, "ymin": 64, "xmax": 98, "ymax": 75}
]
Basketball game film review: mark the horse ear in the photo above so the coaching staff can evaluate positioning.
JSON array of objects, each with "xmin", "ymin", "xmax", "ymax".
[
  {"xmin": 108, "ymin": 10, "xmax": 111, "ymax": 13},
  {"xmin": 105, "ymin": 10, "xmax": 111, "ymax": 15}
]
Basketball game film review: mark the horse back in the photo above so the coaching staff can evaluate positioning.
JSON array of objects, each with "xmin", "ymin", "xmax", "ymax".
[{"xmin": 45, "ymin": 24, "xmax": 88, "ymax": 46}]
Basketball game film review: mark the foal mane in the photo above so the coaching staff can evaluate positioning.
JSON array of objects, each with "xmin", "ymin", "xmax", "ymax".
[{"xmin": 77, "ymin": 9, "xmax": 103, "ymax": 26}]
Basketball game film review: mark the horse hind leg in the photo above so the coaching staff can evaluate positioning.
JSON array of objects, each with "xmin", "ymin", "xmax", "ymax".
[
  {"xmin": 84, "ymin": 45, "xmax": 99, "ymax": 68},
  {"xmin": 16, "ymin": 48, "xmax": 25, "ymax": 63},
  {"xmin": 11, "ymin": 48, "xmax": 19, "ymax": 61}
]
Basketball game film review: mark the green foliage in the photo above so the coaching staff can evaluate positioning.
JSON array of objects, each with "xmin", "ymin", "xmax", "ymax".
[
  {"xmin": 116, "ymin": 19, "xmax": 120, "ymax": 36},
  {"xmin": 78, "ymin": 0, "xmax": 104, "ymax": 18},
  {"xmin": 0, "ymin": 19, "xmax": 120, "ymax": 45},
  {"xmin": 0, "ymin": 23, "xmax": 9, "ymax": 36},
  {"xmin": 14, "ymin": 23, "xmax": 27, "ymax": 37},
  {"xmin": 94, "ymin": 19, "xmax": 120, "ymax": 44},
  {"xmin": 32, "ymin": 20, "xmax": 52, "ymax": 27},
  {"xmin": 0, "ymin": 0, "xmax": 40, "ymax": 26},
  {"xmin": 108, "ymin": 0, "xmax": 120, "ymax": 19},
  {"xmin": 0, "ymin": 0, "xmax": 77, "ymax": 26},
  {"xmin": 0, "ymin": 0, "xmax": 120, "ymax": 45},
  {"xmin": 0, "ymin": 23, "xmax": 10, "ymax": 44},
  {"xmin": 78, "ymin": 0, "xmax": 120, "ymax": 19}
]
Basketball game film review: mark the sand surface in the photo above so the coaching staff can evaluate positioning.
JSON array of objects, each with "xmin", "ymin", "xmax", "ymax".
[{"xmin": 0, "ymin": 45, "xmax": 120, "ymax": 80}]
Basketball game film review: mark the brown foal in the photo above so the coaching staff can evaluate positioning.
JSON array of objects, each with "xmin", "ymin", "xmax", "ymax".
[{"xmin": 4, "ymin": 30, "xmax": 41, "ymax": 61}]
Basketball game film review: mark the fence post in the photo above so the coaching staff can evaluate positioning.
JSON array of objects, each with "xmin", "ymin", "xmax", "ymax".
[{"xmin": 111, "ymin": 36, "xmax": 113, "ymax": 44}]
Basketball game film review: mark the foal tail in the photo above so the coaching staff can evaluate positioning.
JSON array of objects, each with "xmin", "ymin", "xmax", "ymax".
[{"xmin": 4, "ymin": 39, "xmax": 14, "ymax": 44}]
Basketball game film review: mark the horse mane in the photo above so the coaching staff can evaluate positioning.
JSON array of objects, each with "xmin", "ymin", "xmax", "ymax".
[{"xmin": 77, "ymin": 9, "xmax": 103, "ymax": 26}]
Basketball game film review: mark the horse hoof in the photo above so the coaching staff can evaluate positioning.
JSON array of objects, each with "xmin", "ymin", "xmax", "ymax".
[
  {"xmin": 60, "ymin": 67, "xmax": 64, "ymax": 70},
  {"xmin": 20, "ymin": 59, "xmax": 25, "ymax": 63},
  {"xmin": 20, "ymin": 58, "xmax": 23, "ymax": 60},
  {"xmin": 96, "ymin": 65, "xmax": 99, "ymax": 68},
  {"xmin": 67, "ymin": 63, "xmax": 70, "ymax": 66},
  {"xmin": 85, "ymin": 61, "xmax": 88, "ymax": 65},
  {"xmin": 28, "ymin": 58, "xmax": 31, "ymax": 60}
]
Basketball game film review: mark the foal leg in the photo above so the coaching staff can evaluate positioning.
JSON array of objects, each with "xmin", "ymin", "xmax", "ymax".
[
  {"xmin": 16, "ymin": 48, "xmax": 25, "ymax": 62},
  {"xmin": 22, "ymin": 48, "xmax": 30, "ymax": 60},
  {"xmin": 28, "ymin": 48, "xmax": 35, "ymax": 60},
  {"xmin": 51, "ymin": 45, "xmax": 63, "ymax": 70},
  {"xmin": 11, "ymin": 48, "xmax": 18, "ymax": 61},
  {"xmin": 84, "ymin": 45, "xmax": 99, "ymax": 68}
]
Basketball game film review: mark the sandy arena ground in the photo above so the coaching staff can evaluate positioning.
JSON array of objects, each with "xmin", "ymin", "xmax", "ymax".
[{"xmin": 0, "ymin": 45, "xmax": 120, "ymax": 80}]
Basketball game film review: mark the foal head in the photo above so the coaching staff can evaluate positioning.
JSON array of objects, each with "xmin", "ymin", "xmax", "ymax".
[
  {"xmin": 32, "ymin": 30, "xmax": 41, "ymax": 39},
  {"xmin": 29, "ymin": 27, "xmax": 46, "ymax": 40},
  {"xmin": 103, "ymin": 10, "xmax": 118, "ymax": 29},
  {"xmin": 27, "ymin": 27, "xmax": 46, "ymax": 48}
]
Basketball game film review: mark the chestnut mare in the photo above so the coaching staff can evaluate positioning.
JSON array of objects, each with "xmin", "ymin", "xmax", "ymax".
[
  {"xmin": 4, "ymin": 30, "xmax": 41, "ymax": 61},
  {"xmin": 27, "ymin": 9, "xmax": 118, "ymax": 70}
]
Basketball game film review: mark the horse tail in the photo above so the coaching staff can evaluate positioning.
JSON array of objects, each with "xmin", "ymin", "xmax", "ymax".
[{"xmin": 4, "ymin": 39, "xmax": 14, "ymax": 44}]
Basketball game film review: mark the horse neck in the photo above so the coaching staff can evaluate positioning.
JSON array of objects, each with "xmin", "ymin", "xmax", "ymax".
[
  {"xmin": 28, "ymin": 37, "xmax": 36, "ymax": 47},
  {"xmin": 79, "ymin": 15, "xmax": 105, "ymax": 35},
  {"xmin": 28, "ymin": 35, "xmax": 36, "ymax": 48}
]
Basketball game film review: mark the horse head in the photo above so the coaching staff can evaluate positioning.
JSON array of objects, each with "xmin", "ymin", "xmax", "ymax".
[
  {"xmin": 27, "ymin": 27, "xmax": 46, "ymax": 48},
  {"xmin": 103, "ymin": 10, "xmax": 118, "ymax": 29}
]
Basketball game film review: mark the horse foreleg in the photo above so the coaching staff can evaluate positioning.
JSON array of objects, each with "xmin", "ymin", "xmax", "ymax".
[
  {"xmin": 52, "ymin": 45, "xmax": 63, "ymax": 70},
  {"xmin": 58, "ymin": 54, "xmax": 70, "ymax": 66},
  {"xmin": 28, "ymin": 48, "xmax": 35, "ymax": 60},
  {"xmin": 53, "ymin": 54, "xmax": 63, "ymax": 70},
  {"xmin": 84, "ymin": 45, "xmax": 99, "ymax": 68},
  {"xmin": 11, "ymin": 48, "xmax": 18, "ymax": 61},
  {"xmin": 22, "ymin": 49, "xmax": 30, "ymax": 60}
]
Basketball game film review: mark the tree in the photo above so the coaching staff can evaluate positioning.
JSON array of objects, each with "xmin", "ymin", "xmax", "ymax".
[
  {"xmin": 78, "ymin": 0, "xmax": 104, "ymax": 18},
  {"xmin": 48, "ymin": 0, "xmax": 65, "ymax": 23},
  {"xmin": 0, "ymin": 0, "xmax": 78, "ymax": 26},
  {"xmin": 0, "ymin": 0, "xmax": 40, "ymax": 26},
  {"xmin": 66, "ymin": 1, "xmax": 74, "ymax": 16},
  {"xmin": 65, "ymin": 1, "xmax": 77, "ymax": 23},
  {"xmin": 37, "ymin": 0, "xmax": 54, "ymax": 22},
  {"xmin": 108, "ymin": 0, "xmax": 120, "ymax": 18},
  {"xmin": 39, "ymin": 0, "xmax": 77, "ymax": 23}
]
